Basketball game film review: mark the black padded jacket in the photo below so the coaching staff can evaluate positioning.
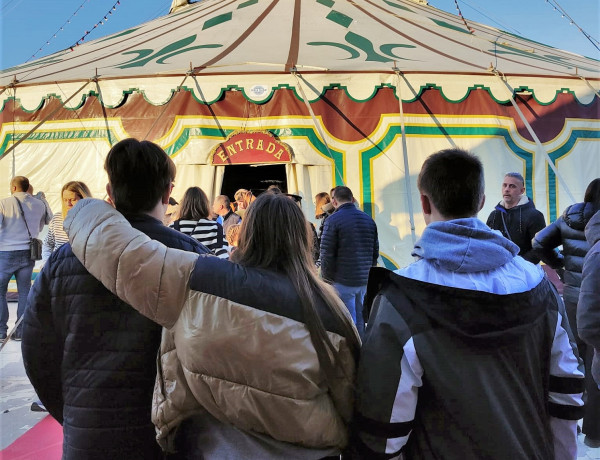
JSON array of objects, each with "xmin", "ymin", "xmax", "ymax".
[
  {"xmin": 22, "ymin": 214, "xmax": 210, "ymax": 460},
  {"xmin": 533, "ymin": 202, "xmax": 598, "ymax": 304}
]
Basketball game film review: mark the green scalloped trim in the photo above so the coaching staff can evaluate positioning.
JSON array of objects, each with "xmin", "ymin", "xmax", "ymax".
[{"xmin": 3, "ymin": 81, "xmax": 595, "ymax": 113}]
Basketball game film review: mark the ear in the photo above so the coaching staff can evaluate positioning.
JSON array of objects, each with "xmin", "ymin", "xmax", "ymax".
[
  {"xmin": 105, "ymin": 183, "xmax": 113, "ymax": 202},
  {"xmin": 478, "ymin": 194, "xmax": 486, "ymax": 212},
  {"xmin": 161, "ymin": 185, "xmax": 172, "ymax": 205},
  {"xmin": 420, "ymin": 193, "xmax": 432, "ymax": 216}
]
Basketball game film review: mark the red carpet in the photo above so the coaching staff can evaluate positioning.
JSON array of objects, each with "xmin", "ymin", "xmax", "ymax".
[{"xmin": 0, "ymin": 416, "xmax": 62, "ymax": 460}]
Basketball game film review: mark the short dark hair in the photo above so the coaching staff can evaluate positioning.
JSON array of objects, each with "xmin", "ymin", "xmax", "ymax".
[
  {"xmin": 11, "ymin": 176, "xmax": 29, "ymax": 192},
  {"xmin": 504, "ymin": 172, "xmax": 524, "ymax": 187},
  {"xmin": 332, "ymin": 186, "xmax": 353, "ymax": 203},
  {"xmin": 584, "ymin": 178, "xmax": 600, "ymax": 209},
  {"xmin": 418, "ymin": 148, "xmax": 484, "ymax": 218},
  {"xmin": 104, "ymin": 138, "xmax": 175, "ymax": 214}
]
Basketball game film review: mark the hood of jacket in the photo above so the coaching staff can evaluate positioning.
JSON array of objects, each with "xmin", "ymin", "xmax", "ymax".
[
  {"xmin": 412, "ymin": 218, "xmax": 520, "ymax": 273},
  {"xmin": 496, "ymin": 195, "xmax": 534, "ymax": 212},
  {"xmin": 564, "ymin": 202, "xmax": 598, "ymax": 232},
  {"xmin": 586, "ymin": 210, "xmax": 600, "ymax": 246}
]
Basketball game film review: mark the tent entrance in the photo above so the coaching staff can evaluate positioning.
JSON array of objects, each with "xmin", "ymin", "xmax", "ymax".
[{"xmin": 220, "ymin": 164, "xmax": 287, "ymax": 200}]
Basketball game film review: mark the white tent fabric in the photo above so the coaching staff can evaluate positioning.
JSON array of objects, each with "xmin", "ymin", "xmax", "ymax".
[{"xmin": 1, "ymin": 0, "xmax": 598, "ymax": 109}]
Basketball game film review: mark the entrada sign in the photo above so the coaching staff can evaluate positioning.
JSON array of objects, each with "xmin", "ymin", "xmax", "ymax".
[{"xmin": 210, "ymin": 130, "xmax": 292, "ymax": 165}]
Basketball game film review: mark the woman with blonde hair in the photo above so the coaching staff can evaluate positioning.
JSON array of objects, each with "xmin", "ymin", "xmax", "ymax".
[
  {"xmin": 42, "ymin": 181, "xmax": 92, "ymax": 260},
  {"xmin": 170, "ymin": 186, "xmax": 228, "ymax": 259},
  {"xmin": 65, "ymin": 192, "xmax": 360, "ymax": 459}
]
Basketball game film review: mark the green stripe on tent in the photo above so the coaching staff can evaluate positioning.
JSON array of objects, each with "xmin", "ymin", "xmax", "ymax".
[{"xmin": 360, "ymin": 125, "xmax": 535, "ymax": 216}]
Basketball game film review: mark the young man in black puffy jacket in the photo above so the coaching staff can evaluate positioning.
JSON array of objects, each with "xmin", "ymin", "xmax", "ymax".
[{"xmin": 22, "ymin": 139, "xmax": 211, "ymax": 460}]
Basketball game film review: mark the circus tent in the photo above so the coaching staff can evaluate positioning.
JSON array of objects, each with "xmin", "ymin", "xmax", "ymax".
[{"xmin": 1, "ymin": 0, "xmax": 599, "ymax": 268}]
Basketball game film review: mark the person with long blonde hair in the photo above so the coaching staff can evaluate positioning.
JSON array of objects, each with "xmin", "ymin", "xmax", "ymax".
[
  {"xmin": 42, "ymin": 181, "xmax": 92, "ymax": 260},
  {"xmin": 64, "ymin": 191, "xmax": 360, "ymax": 459}
]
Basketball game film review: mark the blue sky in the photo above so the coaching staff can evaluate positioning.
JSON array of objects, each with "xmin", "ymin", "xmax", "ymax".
[{"xmin": 1, "ymin": 0, "xmax": 599, "ymax": 70}]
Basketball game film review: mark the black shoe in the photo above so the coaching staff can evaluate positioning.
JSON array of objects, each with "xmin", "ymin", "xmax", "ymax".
[
  {"xmin": 584, "ymin": 436, "xmax": 600, "ymax": 448},
  {"xmin": 0, "ymin": 331, "xmax": 6, "ymax": 341},
  {"xmin": 12, "ymin": 329, "xmax": 22, "ymax": 341},
  {"xmin": 30, "ymin": 401, "xmax": 47, "ymax": 412}
]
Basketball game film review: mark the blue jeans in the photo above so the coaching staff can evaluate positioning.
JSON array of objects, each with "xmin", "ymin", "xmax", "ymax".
[
  {"xmin": 0, "ymin": 250, "xmax": 34, "ymax": 333},
  {"xmin": 333, "ymin": 283, "xmax": 366, "ymax": 338}
]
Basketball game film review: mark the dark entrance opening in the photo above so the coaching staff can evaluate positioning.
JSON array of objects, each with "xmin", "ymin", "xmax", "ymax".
[{"xmin": 220, "ymin": 164, "xmax": 287, "ymax": 201}]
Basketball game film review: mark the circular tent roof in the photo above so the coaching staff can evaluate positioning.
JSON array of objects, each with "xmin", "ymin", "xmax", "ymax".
[{"xmin": 1, "ymin": 0, "xmax": 599, "ymax": 109}]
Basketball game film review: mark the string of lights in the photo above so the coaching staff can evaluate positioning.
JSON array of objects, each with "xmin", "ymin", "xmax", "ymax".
[
  {"xmin": 545, "ymin": 0, "xmax": 600, "ymax": 52},
  {"xmin": 26, "ymin": 0, "xmax": 91, "ymax": 62},
  {"xmin": 453, "ymin": 0, "xmax": 475, "ymax": 34},
  {"xmin": 70, "ymin": 0, "xmax": 122, "ymax": 51}
]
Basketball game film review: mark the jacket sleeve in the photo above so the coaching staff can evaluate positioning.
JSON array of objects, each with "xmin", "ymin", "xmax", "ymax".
[
  {"xmin": 531, "ymin": 218, "xmax": 564, "ymax": 268},
  {"xmin": 64, "ymin": 199, "xmax": 199, "ymax": 329},
  {"xmin": 350, "ymin": 295, "xmax": 422, "ymax": 458},
  {"xmin": 42, "ymin": 223, "xmax": 55, "ymax": 260},
  {"xmin": 522, "ymin": 210, "xmax": 548, "ymax": 264},
  {"xmin": 548, "ymin": 295, "xmax": 585, "ymax": 459},
  {"xmin": 319, "ymin": 218, "xmax": 337, "ymax": 283},
  {"xmin": 578, "ymin": 248, "xmax": 600, "ymax": 350},
  {"xmin": 22, "ymin": 260, "xmax": 64, "ymax": 424},
  {"xmin": 372, "ymin": 225, "xmax": 379, "ymax": 266}
]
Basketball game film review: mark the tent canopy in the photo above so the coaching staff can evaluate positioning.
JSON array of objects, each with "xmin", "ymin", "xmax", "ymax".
[{"xmin": 2, "ymin": 0, "xmax": 599, "ymax": 110}]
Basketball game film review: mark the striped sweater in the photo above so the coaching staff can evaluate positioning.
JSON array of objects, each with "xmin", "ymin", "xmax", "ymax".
[
  {"xmin": 43, "ymin": 212, "xmax": 69, "ymax": 260},
  {"xmin": 171, "ymin": 218, "xmax": 229, "ymax": 259}
]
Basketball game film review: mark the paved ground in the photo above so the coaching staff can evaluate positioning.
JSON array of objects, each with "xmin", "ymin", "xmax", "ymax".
[{"xmin": 1, "ymin": 301, "xmax": 599, "ymax": 458}]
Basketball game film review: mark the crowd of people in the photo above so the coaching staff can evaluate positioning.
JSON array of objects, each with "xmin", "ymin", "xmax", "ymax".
[{"xmin": 0, "ymin": 137, "xmax": 598, "ymax": 459}]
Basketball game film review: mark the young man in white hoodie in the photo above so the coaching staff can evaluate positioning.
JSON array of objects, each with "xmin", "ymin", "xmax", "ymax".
[{"xmin": 351, "ymin": 148, "xmax": 584, "ymax": 459}]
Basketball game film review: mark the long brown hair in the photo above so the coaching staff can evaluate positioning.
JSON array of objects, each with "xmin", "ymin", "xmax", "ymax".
[
  {"xmin": 179, "ymin": 186, "xmax": 210, "ymax": 221},
  {"xmin": 231, "ymin": 193, "xmax": 360, "ymax": 385}
]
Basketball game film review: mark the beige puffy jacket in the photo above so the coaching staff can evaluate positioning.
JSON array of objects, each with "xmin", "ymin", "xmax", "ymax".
[{"xmin": 65, "ymin": 199, "xmax": 357, "ymax": 452}]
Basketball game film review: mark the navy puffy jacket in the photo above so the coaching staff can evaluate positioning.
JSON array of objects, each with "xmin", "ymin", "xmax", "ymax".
[
  {"xmin": 320, "ymin": 202, "xmax": 379, "ymax": 286},
  {"xmin": 22, "ymin": 214, "xmax": 210, "ymax": 460}
]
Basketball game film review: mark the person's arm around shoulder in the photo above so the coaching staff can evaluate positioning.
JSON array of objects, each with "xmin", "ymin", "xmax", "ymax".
[
  {"xmin": 22, "ymin": 257, "xmax": 64, "ymax": 423},
  {"xmin": 65, "ymin": 199, "xmax": 199, "ymax": 329}
]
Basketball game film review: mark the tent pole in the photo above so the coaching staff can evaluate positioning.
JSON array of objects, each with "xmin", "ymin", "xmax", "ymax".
[
  {"xmin": 492, "ymin": 72, "xmax": 576, "ymax": 206},
  {"xmin": 291, "ymin": 69, "xmax": 345, "ymax": 186},
  {"xmin": 394, "ymin": 68, "xmax": 417, "ymax": 246},
  {"xmin": 93, "ymin": 73, "xmax": 115, "ymax": 147},
  {"xmin": 2, "ymin": 80, "xmax": 92, "ymax": 159}
]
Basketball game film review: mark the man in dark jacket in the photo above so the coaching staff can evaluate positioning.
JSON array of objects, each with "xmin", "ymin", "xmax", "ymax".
[
  {"xmin": 486, "ymin": 172, "xmax": 546, "ymax": 263},
  {"xmin": 22, "ymin": 139, "xmax": 211, "ymax": 460},
  {"xmin": 351, "ymin": 149, "xmax": 584, "ymax": 459},
  {"xmin": 320, "ymin": 186, "xmax": 378, "ymax": 337}
]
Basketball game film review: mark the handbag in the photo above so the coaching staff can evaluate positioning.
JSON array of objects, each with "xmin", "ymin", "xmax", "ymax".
[{"xmin": 14, "ymin": 197, "xmax": 43, "ymax": 261}]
